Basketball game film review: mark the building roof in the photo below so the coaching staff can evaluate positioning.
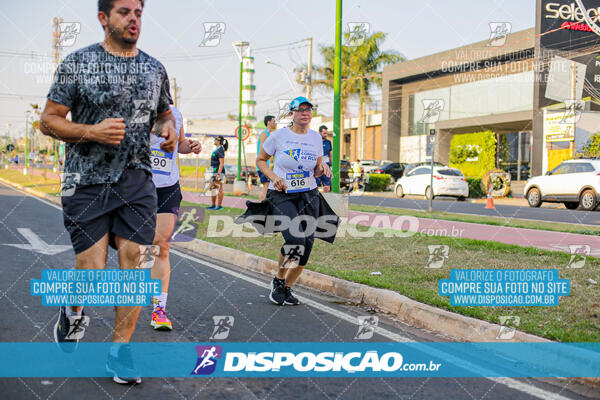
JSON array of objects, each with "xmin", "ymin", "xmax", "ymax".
[{"xmin": 383, "ymin": 28, "xmax": 535, "ymax": 83}]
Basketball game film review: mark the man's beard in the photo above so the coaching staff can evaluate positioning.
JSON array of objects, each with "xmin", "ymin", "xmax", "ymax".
[{"xmin": 107, "ymin": 21, "xmax": 138, "ymax": 46}]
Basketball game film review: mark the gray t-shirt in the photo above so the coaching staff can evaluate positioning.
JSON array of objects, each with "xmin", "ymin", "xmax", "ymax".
[{"xmin": 47, "ymin": 43, "xmax": 172, "ymax": 185}]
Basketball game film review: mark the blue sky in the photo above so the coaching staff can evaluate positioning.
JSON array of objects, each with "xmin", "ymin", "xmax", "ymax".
[{"xmin": 0, "ymin": 0, "xmax": 535, "ymax": 138}]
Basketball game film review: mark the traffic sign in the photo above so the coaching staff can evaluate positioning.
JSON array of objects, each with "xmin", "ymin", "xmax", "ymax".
[{"xmin": 235, "ymin": 125, "xmax": 250, "ymax": 141}]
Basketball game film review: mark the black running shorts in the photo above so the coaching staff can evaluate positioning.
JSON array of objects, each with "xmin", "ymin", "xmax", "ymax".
[
  {"xmin": 156, "ymin": 182, "xmax": 182, "ymax": 216},
  {"xmin": 61, "ymin": 169, "xmax": 157, "ymax": 254}
]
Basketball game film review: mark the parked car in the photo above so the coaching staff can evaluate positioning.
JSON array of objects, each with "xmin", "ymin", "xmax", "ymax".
[
  {"xmin": 372, "ymin": 162, "xmax": 406, "ymax": 183},
  {"xmin": 403, "ymin": 161, "xmax": 444, "ymax": 176},
  {"xmin": 359, "ymin": 159, "xmax": 380, "ymax": 173},
  {"xmin": 504, "ymin": 164, "xmax": 530, "ymax": 181},
  {"xmin": 523, "ymin": 158, "xmax": 600, "ymax": 211},
  {"xmin": 241, "ymin": 165, "xmax": 258, "ymax": 185},
  {"xmin": 340, "ymin": 159, "xmax": 352, "ymax": 188},
  {"xmin": 394, "ymin": 165, "xmax": 468, "ymax": 200},
  {"xmin": 223, "ymin": 164, "xmax": 237, "ymax": 184}
]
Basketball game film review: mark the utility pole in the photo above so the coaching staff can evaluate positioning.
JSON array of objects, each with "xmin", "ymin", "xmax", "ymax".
[
  {"xmin": 306, "ymin": 37, "xmax": 313, "ymax": 101},
  {"xmin": 171, "ymin": 77, "xmax": 180, "ymax": 108},
  {"xmin": 52, "ymin": 17, "xmax": 62, "ymax": 172},
  {"xmin": 332, "ymin": 1, "xmax": 342, "ymax": 193}
]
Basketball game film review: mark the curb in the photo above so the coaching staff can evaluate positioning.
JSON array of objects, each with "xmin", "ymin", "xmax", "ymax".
[{"xmin": 0, "ymin": 175, "xmax": 61, "ymax": 206}]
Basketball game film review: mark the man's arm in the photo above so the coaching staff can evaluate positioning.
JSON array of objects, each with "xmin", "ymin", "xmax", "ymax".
[
  {"xmin": 40, "ymin": 99, "xmax": 125, "ymax": 145},
  {"xmin": 178, "ymin": 127, "xmax": 202, "ymax": 154},
  {"xmin": 154, "ymin": 109, "xmax": 177, "ymax": 153}
]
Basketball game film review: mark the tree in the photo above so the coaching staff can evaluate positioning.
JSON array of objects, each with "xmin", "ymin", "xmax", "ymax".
[
  {"xmin": 315, "ymin": 31, "xmax": 403, "ymax": 159},
  {"xmin": 580, "ymin": 133, "xmax": 600, "ymax": 158}
]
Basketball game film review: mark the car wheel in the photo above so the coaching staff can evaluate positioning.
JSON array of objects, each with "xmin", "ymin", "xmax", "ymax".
[
  {"xmin": 425, "ymin": 186, "xmax": 434, "ymax": 200},
  {"xmin": 457, "ymin": 196, "xmax": 466, "ymax": 201},
  {"xmin": 579, "ymin": 189, "xmax": 597, "ymax": 211},
  {"xmin": 395, "ymin": 184, "xmax": 404, "ymax": 198},
  {"xmin": 563, "ymin": 202, "xmax": 578, "ymax": 210},
  {"xmin": 526, "ymin": 187, "xmax": 542, "ymax": 208}
]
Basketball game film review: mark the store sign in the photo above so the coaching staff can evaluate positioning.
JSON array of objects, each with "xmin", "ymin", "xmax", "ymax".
[
  {"xmin": 543, "ymin": 109, "xmax": 575, "ymax": 142},
  {"xmin": 541, "ymin": 1, "xmax": 600, "ymax": 51}
]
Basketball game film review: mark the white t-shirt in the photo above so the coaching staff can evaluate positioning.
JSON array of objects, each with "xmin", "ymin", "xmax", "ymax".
[
  {"xmin": 151, "ymin": 105, "xmax": 182, "ymax": 188},
  {"xmin": 262, "ymin": 127, "xmax": 323, "ymax": 192}
]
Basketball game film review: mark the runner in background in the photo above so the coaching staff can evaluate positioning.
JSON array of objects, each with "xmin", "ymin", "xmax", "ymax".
[
  {"xmin": 257, "ymin": 115, "xmax": 277, "ymax": 201},
  {"xmin": 150, "ymin": 105, "xmax": 201, "ymax": 331},
  {"xmin": 207, "ymin": 135, "xmax": 228, "ymax": 210},
  {"xmin": 316, "ymin": 125, "xmax": 332, "ymax": 192}
]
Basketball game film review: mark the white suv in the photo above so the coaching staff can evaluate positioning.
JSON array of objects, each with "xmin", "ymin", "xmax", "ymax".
[{"xmin": 523, "ymin": 159, "xmax": 600, "ymax": 211}]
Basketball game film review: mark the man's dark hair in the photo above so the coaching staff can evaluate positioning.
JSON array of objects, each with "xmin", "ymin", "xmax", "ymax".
[
  {"xmin": 98, "ymin": 0, "xmax": 144, "ymax": 15},
  {"xmin": 319, "ymin": 125, "xmax": 328, "ymax": 133},
  {"xmin": 264, "ymin": 115, "xmax": 275, "ymax": 126}
]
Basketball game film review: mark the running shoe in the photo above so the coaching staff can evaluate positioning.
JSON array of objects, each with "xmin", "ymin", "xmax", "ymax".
[
  {"xmin": 206, "ymin": 205, "xmax": 216, "ymax": 210},
  {"xmin": 106, "ymin": 343, "xmax": 142, "ymax": 385},
  {"xmin": 269, "ymin": 277, "xmax": 286, "ymax": 305},
  {"xmin": 284, "ymin": 286, "xmax": 300, "ymax": 305},
  {"xmin": 53, "ymin": 306, "xmax": 89, "ymax": 353},
  {"xmin": 213, "ymin": 206, "xmax": 223, "ymax": 210},
  {"xmin": 150, "ymin": 306, "xmax": 173, "ymax": 331}
]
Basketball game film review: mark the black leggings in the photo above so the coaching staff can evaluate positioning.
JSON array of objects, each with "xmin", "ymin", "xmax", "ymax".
[{"xmin": 270, "ymin": 190, "xmax": 320, "ymax": 266}]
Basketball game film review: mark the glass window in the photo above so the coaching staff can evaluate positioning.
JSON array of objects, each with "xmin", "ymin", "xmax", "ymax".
[
  {"xmin": 437, "ymin": 169, "xmax": 462, "ymax": 176},
  {"xmin": 550, "ymin": 163, "xmax": 574, "ymax": 175},
  {"xmin": 574, "ymin": 163, "xmax": 594, "ymax": 173}
]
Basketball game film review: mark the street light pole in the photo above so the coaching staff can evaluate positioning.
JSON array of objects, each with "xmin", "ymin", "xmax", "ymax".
[
  {"xmin": 233, "ymin": 41, "xmax": 249, "ymax": 182},
  {"xmin": 332, "ymin": 0, "xmax": 342, "ymax": 193},
  {"xmin": 266, "ymin": 60, "xmax": 298, "ymax": 93}
]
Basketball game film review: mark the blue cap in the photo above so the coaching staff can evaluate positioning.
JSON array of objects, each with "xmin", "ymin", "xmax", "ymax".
[{"xmin": 289, "ymin": 96, "xmax": 314, "ymax": 111}]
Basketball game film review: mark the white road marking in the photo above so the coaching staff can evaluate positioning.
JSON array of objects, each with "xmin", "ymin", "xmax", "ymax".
[{"xmin": 2, "ymin": 228, "xmax": 71, "ymax": 255}]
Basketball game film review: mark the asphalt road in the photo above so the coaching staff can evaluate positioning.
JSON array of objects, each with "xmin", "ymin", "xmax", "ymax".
[
  {"xmin": 348, "ymin": 195, "xmax": 600, "ymax": 226},
  {"xmin": 0, "ymin": 182, "xmax": 596, "ymax": 400}
]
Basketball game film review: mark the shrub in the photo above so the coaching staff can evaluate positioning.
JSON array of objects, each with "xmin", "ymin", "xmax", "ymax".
[
  {"xmin": 449, "ymin": 131, "xmax": 496, "ymax": 178},
  {"xmin": 365, "ymin": 173, "xmax": 391, "ymax": 192},
  {"xmin": 466, "ymin": 178, "xmax": 484, "ymax": 198}
]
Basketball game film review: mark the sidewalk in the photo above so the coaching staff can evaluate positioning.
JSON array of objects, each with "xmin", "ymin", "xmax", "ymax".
[{"xmin": 182, "ymin": 191, "xmax": 598, "ymax": 255}]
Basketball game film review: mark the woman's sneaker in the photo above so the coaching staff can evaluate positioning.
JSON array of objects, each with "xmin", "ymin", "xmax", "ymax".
[
  {"xmin": 269, "ymin": 277, "xmax": 286, "ymax": 305},
  {"xmin": 150, "ymin": 306, "xmax": 173, "ymax": 330},
  {"xmin": 284, "ymin": 286, "xmax": 300, "ymax": 305}
]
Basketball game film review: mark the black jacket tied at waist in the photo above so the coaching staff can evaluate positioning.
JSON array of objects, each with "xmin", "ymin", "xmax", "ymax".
[{"xmin": 235, "ymin": 189, "xmax": 340, "ymax": 244}]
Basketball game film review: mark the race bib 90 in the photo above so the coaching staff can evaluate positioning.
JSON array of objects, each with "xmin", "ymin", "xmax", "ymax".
[
  {"xmin": 151, "ymin": 148, "xmax": 173, "ymax": 175},
  {"xmin": 286, "ymin": 171, "xmax": 310, "ymax": 193}
]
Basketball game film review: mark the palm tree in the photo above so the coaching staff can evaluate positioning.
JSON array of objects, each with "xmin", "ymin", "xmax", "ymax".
[{"xmin": 315, "ymin": 31, "xmax": 403, "ymax": 159}]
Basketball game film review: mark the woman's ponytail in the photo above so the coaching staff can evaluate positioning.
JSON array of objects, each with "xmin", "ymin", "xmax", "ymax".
[{"xmin": 222, "ymin": 138, "xmax": 229, "ymax": 152}]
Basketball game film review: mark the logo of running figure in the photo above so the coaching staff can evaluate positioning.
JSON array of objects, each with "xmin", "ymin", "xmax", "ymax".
[
  {"xmin": 132, "ymin": 100, "xmax": 155, "ymax": 124},
  {"xmin": 496, "ymin": 316, "xmax": 520, "ymax": 340},
  {"xmin": 418, "ymin": 99, "xmax": 445, "ymax": 124},
  {"xmin": 354, "ymin": 316, "xmax": 378, "ymax": 340},
  {"xmin": 425, "ymin": 245, "xmax": 449, "ymax": 269},
  {"xmin": 345, "ymin": 22, "xmax": 370, "ymax": 47},
  {"xmin": 487, "ymin": 22, "xmax": 512, "ymax": 47},
  {"xmin": 567, "ymin": 245, "xmax": 590, "ymax": 269},
  {"xmin": 137, "ymin": 245, "xmax": 160, "ymax": 269},
  {"xmin": 191, "ymin": 345, "xmax": 222, "ymax": 375},
  {"xmin": 57, "ymin": 22, "xmax": 81, "ymax": 47},
  {"xmin": 65, "ymin": 315, "xmax": 90, "ymax": 340},
  {"xmin": 210, "ymin": 316, "xmax": 234, "ymax": 340},
  {"xmin": 199, "ymin": 22, "xmax": 226, "ymax": 47},
  {"xmin": 276, "ymin": 99, "xmax": 293, "ymax": 122},
  {"xmin": 60, "ymin": 172, "xmax": 80, "ymax": 197},
  {"xmin": 559, "ymin": 100, "xmax": 585, "ymax": 124},
  {"xmin": 282, "ymin": 244, "xmax": 305, "ymax": 267},
  {"xmin": 171, "ymin": 208, "xmax": 202, "ymax": 242}
]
